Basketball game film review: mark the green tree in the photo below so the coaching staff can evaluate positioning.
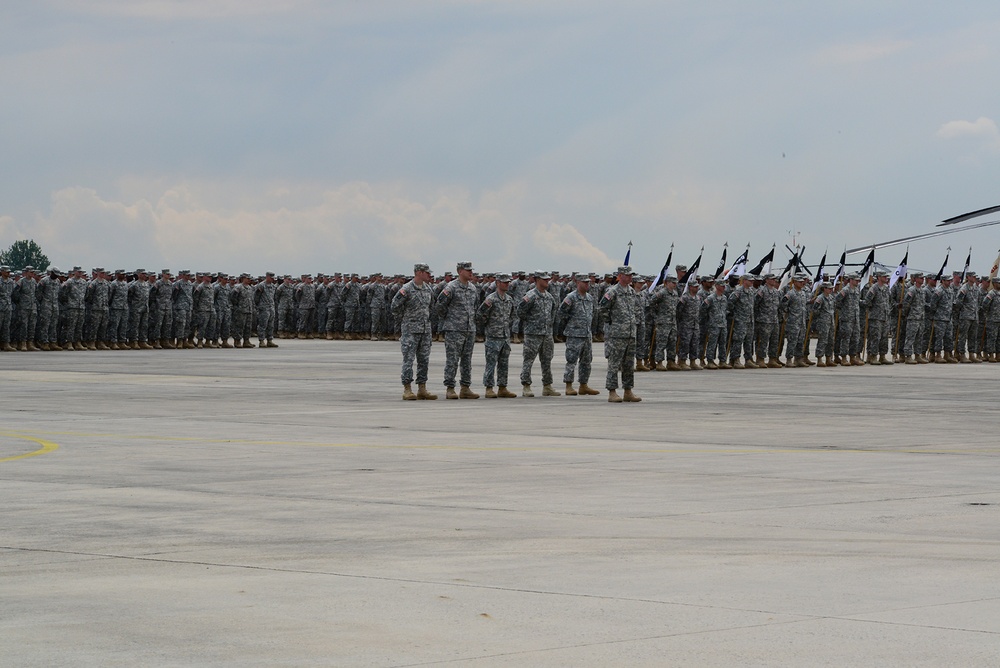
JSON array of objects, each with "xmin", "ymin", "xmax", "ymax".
[{"xmin": 0, "ymin": 239, "xmax": 50, "ymax": 271}]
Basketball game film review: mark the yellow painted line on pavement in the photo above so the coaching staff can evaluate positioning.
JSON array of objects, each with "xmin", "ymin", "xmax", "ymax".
[
  {"xmin": 0, "ymin": 432, "xmax": 60, "ymax": 463},
  {"xmin": 5, "ymin": 428, "xmax": 997, "ymax": 456}
]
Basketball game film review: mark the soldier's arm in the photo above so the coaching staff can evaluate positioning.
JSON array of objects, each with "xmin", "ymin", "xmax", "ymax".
[{"xmin": 558, "ymin": 294, "xmax": 575, "ymax": 317}]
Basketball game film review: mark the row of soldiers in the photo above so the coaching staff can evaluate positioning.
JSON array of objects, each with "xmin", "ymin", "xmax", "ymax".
[
  {"xmin": 0, "ymin": 263, "xmax": 647, "ymax": 352},
  {"xmin": 630, "ymin": 265, "xmax": 1000, "ymax": 370}
]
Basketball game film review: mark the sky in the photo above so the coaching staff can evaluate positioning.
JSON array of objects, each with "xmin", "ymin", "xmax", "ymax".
[{"xmin": 2, "ymin": 0, "xmax": 999, "ymax": 277}]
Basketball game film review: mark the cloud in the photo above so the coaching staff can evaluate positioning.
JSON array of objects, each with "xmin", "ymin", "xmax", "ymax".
[
  {"xmin": 816, "ymin": 39, "xmax": 912, "ymax": 65},
  {"xmin": 11, "ymin": 179, "xmax": 612, "ymax": 275},
  {"xmin": 533, "ymin": 223, "xmax": 615, "ymax": 270},
  {"xmin": 47, "ymin": 0, "xmax": 312, "ymax": 20},
  {"xmin": 935, "ymin": 117, "xmax": 1000, "ymax": 150}
]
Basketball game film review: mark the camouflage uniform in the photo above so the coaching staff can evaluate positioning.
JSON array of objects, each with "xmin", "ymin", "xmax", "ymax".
[
  {"xmin": 342, "ymin": 278, "xmax": 361, "ymax": 336},
  {"xmin": 275, "ymin": 279, "xmax": 295, "ymax": 335},
  {"xmin": 701, "ymin": 288, "xmax": 729, "ymax": 364},
  {"xmin": 902, "ymin": 280, "xmax": 926, "ymax": 357},
  {"xmin": 368, "ymin": 279, "xmax": 387, "ymax": 340},
  {"xmin": 727, "ymin": 282, "xmax": 755, "ymax": 363},
  {"xmin": 191, "ymin": 279, "xmax": 215, "ymax": 344},
  {"xmin": 754, "ymin": 281, "xmax": 781, "ymax": 361},
  {"xmin": 107, "ymin": 276, "xmax": 130, "ymax": 346},
  {"xmin": 517, "ymin": 283, "xmax": 557, "ymax": 387},
  {"xmin": 677, "ymin": 287, "xmax": 702, "ymax": 363},
  {"xmin": 60, "ymin": 274, "xmax": 88, "ymax": 347},
  {"xmin": 37, "ymin": 272, "xmax": 62, "ymax": 347},
  {"xmin": 230, "ymin": 279, "xmax": 255, "ymax": 343},
  {"xmin": 982, "ymin": 283, "xmax": 1000, "ymax": 356},
  {"xmin": 295, "ymin": 279, "xmax": 316, "ymax": 335},
  {"xmin": 955, "ymin": 280, "xmax": 982, "ymax": 358},
  {"xmin": 254, "ymin": 278, "xmax": 278, "ymax": 341},
  {"xmin": 863, "ymin": 281, "xmax": 891, "ymax": 357},
  {"xmin": 437, "ymin": 276, "xmax": 478, "ymax": 389},
  {"xmin": 648, "ymin": 283, "xmax": 679, "ymax": 364},
  {"xmin": 478, "ymin": 288, "xmax": 514, "ymax": 388},
  {"xmin": 811, "ymin": 290, "xmax": 836, "ymax": 358},
  {"xmin": 781, "ymin": 284, "xmax": 808, "ymax": 360},
  {"xmin": 15, "ymin": 274, "xmax": 38, "ymax": 347},
  {"xmin": 171, "ymin": 276, "xmax": 194, "ymax": 342},
  {"xmin": 214, "ymin": 279, "xmax": 232, "ymax": 344},
  {"xmin": 559, "ymin": 288, "xmax": 594, "ymax": 384},
  {"xmin": 85, "ymin": 274, "xmax": 110, "ymax": 345},
  {"xmin": 929, "ymin": 282, "xmax": 955, "ymax": 354},
  {"xmin": 835, "ymin": 283, "xmax": 861, "ymax": 358},
  {"xmin": 599, "ymin": 280, "xmax": 640, "ymax": 391},
  {"xmin": 150, "ymin": 275, "xmax": 174, "ymax": 342},
  {"xmin": 391, "ymin": 277, "xmax": 434, "ymax": 386},
  {"xmin": 127, "ymin": 274, "xmax": 151, "ymax": 345},
  {"xmin": 0, "ymin": 272, "xmax": 14, "ymax": 349}
]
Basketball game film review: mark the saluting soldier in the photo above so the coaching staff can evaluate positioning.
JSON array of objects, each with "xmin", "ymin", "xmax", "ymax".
[
  {"xmin": 437, "ymin": 261, "xmax": 480, "ymax": 399},
  {"xmin": 477, "ymin": 273, "xmax": 516, "ymax": 399},
  {"xmin": 559, "ymin": 273, "xmax": 599, "ymax": 395},
  {"xmin": 599, "ymin": 265, "xmax": 642, "ymax": 403},
  {"xmin": 391, "ymin": 263, "xmax": 437, "ymax": 400}
]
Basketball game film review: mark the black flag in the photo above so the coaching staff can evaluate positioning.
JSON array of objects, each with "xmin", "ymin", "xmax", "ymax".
[{"xmin": 748, "ymin": 247, "xmax": 775, "ymax": 276}]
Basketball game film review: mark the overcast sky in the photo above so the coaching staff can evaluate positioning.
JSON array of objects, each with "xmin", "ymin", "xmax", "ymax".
[{"xmin": 2, "ymin": 0, "xmax": 999, "ymax": 276}]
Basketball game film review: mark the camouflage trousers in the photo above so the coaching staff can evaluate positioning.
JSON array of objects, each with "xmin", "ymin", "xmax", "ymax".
[
  {"xmin": 652, "ymin": 322, "xmax": 677, "ymax": 363},
  {"xmin": 325, "ymin": 304, "xmax": 344, "ymax": 335},
  {"xmin": 635, "ymin": 318, "xmax": 648, "ymax": 362},
  {"xmin": 838, "ymin": 317, "xmax": 860, "ymax": 357},
  {"xmin": 19, "ymin": 307, "xmax": 37, "ymax": 344},
  {"xmin": 173, "ymin": 309, "xmax": 192, "ymax": 340},
  {"xmin": 443, "ymin": 330, "xmax": 475, "ymax": 388},
  {"xmin": 903, "ymin": 319, "xmax": 924, "ymax": 356},
  {"xmin": 865, "ymin": 319, "xmax": 889, "ymax": 356},
  {"xmin": 62, "ymin": 308, "xmax": 85, "ymax": 344},
  {"xmin": 605, "ymin": 335, "xmax": 635, "ymax": 391},
  {"xmin": 344, "ymin": 305, "xmax": 359, "ymax": 333},
  {"xmin": 756, "ymin": 321, "xmax": 779, "ymax": 359},
  {"xmin": 931, "ymin": 319, "xmax": 953, "ymax": 353},
  {"xmin": 956, "ymin": 319, "xmax": 979, "ymax": 355},
  {"xmin": 37, "ymin": 303, "xmax": 59, "ymax": 344},
  {"xmin": 297, "ymin": 307, "xmax": 315, "ymax": 334},
  {"xmin": 86, "ymin": 309, "xmax": 108, "ymax": 343},
  {"xmin": 785, "ymin": 321, "xmax": 805, "ymax": 359},
  {"xmin": 563, "ymin": 335, "xmax": 592, "ymax": 384},
  {"xmin": 192, "ymin": 309, "xmax": 213, "ymax": 341},
  {"xmin": 704, "ymin": 324, "xmax": 727, "ymax": 362},
  {"xmin": 520, "ymin": 334, "xmax": 554, "ymax": 386},
  {"xmin": 215, "ymin": 309, "xmax": 231, "ymax": 341},
  {"xmin": 107, "ymin": 308, "xmax": 128, "ymax": 343},
  {"xmin": 400, "ymin": 331, "xmax": 432, "ymax": 385},
  {"xmin": 482, "ymin": 337, "xmax": 511, "ymax": 388},
  {"xmin": 128, "ymin": 306, "xmax": 148, "ymax": 343},
  {"xmin": 257, "ymin": 307, "xmax": 275, "ymax": 340},
  {"xmin": 814, "ymin": 316, "xmax": 835, "ymax": 358},
  {"xmin": 677, "ymin": 322, "xmax": 700, "ymax": 361},
  {"xmin": 277, "ymin": 303, "xmax": 295, "ymax": 332},
  {"xmin": 985, "ymin": 321, "xmax": 1000, "ymax": 354},
  {"xmin": 0, "ymin": 308, "xmax": 10, "ymax": 344},
  {"xmin": 232, "ymin": 311, "xmax": 253, "ymax": 342},
  {"xmin": 370, "ymin": 305, "xmax": 386, "ymax": 337},
  {"xmin": 729, "ymin": 319, "xmax": 754, "ymax": 362},
  {"xmin": 150, "ymin": 306, "xmax": 172, "ymax": 341}
]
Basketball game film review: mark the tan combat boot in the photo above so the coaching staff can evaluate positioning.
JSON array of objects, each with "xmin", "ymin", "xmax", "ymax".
[
  {"xmin": 497, "ymin": 386, "xmax": 517, "ymax": 398},
  {"xmin": 522, "ymin": 384, "xmax": 534, "ymax": 397},
  {"xmin": 880, "ymin": 354, "xmax": 893, "ymax": 365},
  {"xmin": 402, "ymin": 384, "xmax": 417, "ymax": 400},
  {"xmin": 851, "ymin": 355, "xmax": 864, "ymax": 366},
  {"xmin": 706, "ymin": 360, "xmax": 718, "ymax": 369},
  {"xmin": 623, "ymin": 389, "xmax": 642, "ymax": 402},
  {"xmin": 459, "ymin": 386, "xmax": 479, "ymax": 399},
  {"xmin": 690, "ymin": 359, "xmax": 703, "ymax": 370},
  {"xmin": 867, "ymin": 354, "xmax": 880, "ymax": 365},
  {"xmin": 446, "ymin": 387, "xmax": 459, "ymax": 400},
  {"xmin": 542, "ymin": 385, "xmax": 561, "ymax": 396},
  {"xmin": 608, "ymin": 389, "xmax": 623, "ymax": 403},
  {"xmin": 731, "ymin": 360, "xmax": 745, "ymax": 369},
  {"xmin": 416, "ymin": 384, "xmax": 438, "ymax": 400},
  {"xmin": 634, "ymin": 359, "xmax": 648, "ymax": 372},
  {"xmin": 577, "ymin": 383, "xmax": 600, "ymax": 396},
  {"xmin": 667, "ymin": 360, "xmax": 682, "ymax": 371},
  {"xmin": 795, "ymin": 357, "xmax": 809, "ymax": 368},
  {"xmin": 484, "ymin": 386, "xmax": 497, "ymax": 398},
  {"xmin": 817, "ymin": 358, "xmax": 827, "ymax": 367},
  {"xmin": 654, "ymin": 361, "xmax": 668, "ymax": 371},
  {"xmin": 565, "ymin": 383, "xmax": 578, "ymax": 396},
  {"xmin": 768, "ymin": 358, "xmax": 783, "ymax": 368},
  {"xmin": 745, "ymin": 359, "xmax": 759, "ymax": 369}
]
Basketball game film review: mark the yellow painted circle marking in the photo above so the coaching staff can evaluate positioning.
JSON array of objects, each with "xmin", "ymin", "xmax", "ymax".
[{"xmin": 0, "ymin": 432, "xmax": 59, "ymax": 463}]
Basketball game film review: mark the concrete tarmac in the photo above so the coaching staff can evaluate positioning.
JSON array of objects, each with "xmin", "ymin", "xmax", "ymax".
[{"xmin": 3, "ymin": 340, "xmax": 1000, "ymax": 666}]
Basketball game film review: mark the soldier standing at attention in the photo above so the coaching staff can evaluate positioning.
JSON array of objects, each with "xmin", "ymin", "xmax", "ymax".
[
  {"xmin": 811, "ymin": 281, "xmax": 836, "ymax": 367},
  {"xmin": 36, "ymin": 267, "xmax": 62, "ymax": 351},
  {"xmin": 171, "ymin": 270, "xmax": 194, "ymax": 349},
  {"xmin": 955, "ymin": 271, "xmax": 982, "ymax": 362},
  {"xmin": 755, "ymin": 273, "xmax": 783, "ymax": 367},
  {"xmin": 231, "ymin": 273, "xmax": 255, "ymax": 348},
  {"xmin": 599, "ymin": 265, "xmax": 642, "ymax": 403},
  {"xmin": 15, "ymin": 267, "xmax": 40, "ymax": 351},
  {"xmin": 254, "ymin": 271, "xmax": 279, "ymax": 348},
  {"xmin": 61, "ymin": 266, "xmax": 89, "ymax": 351},
  {"xmin": 84, "ymin": 268, "xmax": 110, "ymax": 350},
  {"xmin": 559, "ymin": 273, "xmax": 600, "ymax": 396},
  {"xmin": 701, "ymin": 279, "xmax": 729, "ymax": 369},
  {"xmin": 214, "ymin": 274, "xmax": 233, "ymax": 348},
  {"xmin": 902, "ymin": 272, "xmax": 927, "ymax": 364},
  {"xmin": 437, "ymin": 261, "xmax": 480, "ymax": 399},
  {"xmin": 836, "ymin": 273, "xmax": 863, "ymax": 366},
  {"xmin": 676, "ymin": 279, "xmax": 703, "ymax": 370},
  {"xmin": 648, "ymin": 275, "xmax": 680, "ymax": 370},
  {"xmin": 981, "ymin": 277, "xmax": 1000, "ymax": 362},
  {"xmin": 728, "ymin": 274, "xmax": 757, "ymax": 368},
  {"xmin": 391, "ymin": 263, "xmax": 437, "ymax": 400},
  {"xmin": 477, "ymin": 273, "xmax": 517, "ymax": 399},
  {"xmin": 0, "ymin": 265, "xmax": 15, "ymax": 352},
  {"xmin": 275, "ymin": 275, "xmax": 295, "ymax": 338},
  {"xmin": 863, "ymin": 270, "xmax": 892, "ymax": 365},
  {"xmin": 517, "ymin": 271, "xmax": 559, "ymax": 397},
  {"xmin": 782, "ymin": 273, "xmax": 809, "ymax": 367}
]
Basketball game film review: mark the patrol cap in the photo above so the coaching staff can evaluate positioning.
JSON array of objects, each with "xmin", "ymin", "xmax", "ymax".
[
  {"xmin": 50, "ymin": 266, "xmax": 61, "ymax": 274},
  {"xmin": 762, "ymin": 272, "xmax": 776, "ymax": 280},
  {"xmin": 910, "ymin": 272, "xmax": 923, "ymax": 279},
  {"xmin": 874, "ymin": 270, "xmax": 888, "ymax": 278},
  {"xmin": 574, "ymin": 273, "xmax": 590, "ymax": 282},
  {"xmin": 160, "ymin": 268, "xmax": 170, "ymax": 274},
  {"xmin": 740, "ymin": 274, "xmax": 753, "ymax": 282},
  {"xmin": 967, "ymin": 270, "xmax": 978, "ymax": 278},
  {"xmin": 265, "ymin": 271, "xmax": 275, "ymax": 277},
  {"xmin": 23, "ymin": 265, "xmax": 35, "ymax": 272},
  {"xmin": 0, "ymin": 265, "xmax": 10, "ymax": 272},
  {"xmin": 495, "ymin": 273, "xmax": 512, "ymax": 282},
  {"xmin": 136, "ymin": 268, "xmax": 147, "ymax": 274},
  {"xmin": 617, "ymin": 265, "xmax": 635, "ymax": 275},
  {"xmin": 700, "ymin": 275, "xmax": 713, "ymax": 283},
  {"xmin": 414, "ymin": 262, "xmax": 430, "ymax": 273},
  {"xmin": 714, "ymin": 278, "xmax": 727, "ymax": 286},
  {"xmin": 534, "ymin": 271, "xmax": 552, "ymax": 280},
  {"xmin": 993, "ymin": 277, "xmax": 1000, "ymax": 284},
  {"xmin": 793, "ymin": 272, "xmax": 808, "ymax": 281},
  {"xmin": 663, "ymin": 274, "xmax": 677, "ymax": 283},
  {"xmin": 847, "ymin": 272, "xmax": 860, "ymax": 281},
  {"xmin": 675, "ymin": 265, "xmax": 687, "ymax": 272},
  {"xmin": 456, "ymin": 261, "xmax": 473, "ymax": 271},
  {"xmin": 821, "ymin": 281, "xmax": 833, "ymax": 289}
]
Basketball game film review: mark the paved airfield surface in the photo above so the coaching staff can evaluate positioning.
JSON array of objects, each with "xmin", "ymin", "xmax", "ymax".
[{"xmin": 3, "ymin": 341, "xmax": 1000, "ymax": 666}]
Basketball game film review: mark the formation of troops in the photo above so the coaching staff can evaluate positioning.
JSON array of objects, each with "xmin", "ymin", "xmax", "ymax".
[{"xmin": 3, "ymin": 258, "xmax": 999, "ymax": 403}]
